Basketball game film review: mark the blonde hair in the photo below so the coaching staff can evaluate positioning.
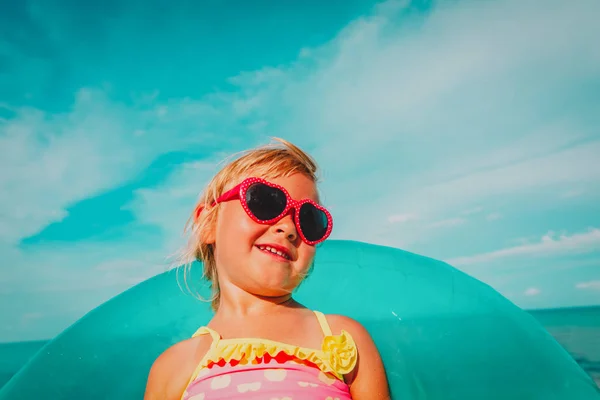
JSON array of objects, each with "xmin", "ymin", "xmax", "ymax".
[{"xmin": 177, "ymin": 138, "xmax": 320, "ymax": 311}]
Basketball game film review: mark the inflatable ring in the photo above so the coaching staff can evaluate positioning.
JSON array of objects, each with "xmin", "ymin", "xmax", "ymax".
[{"xmin": 1, "ymin": 240, "xmax": 598, "ymax": 399}]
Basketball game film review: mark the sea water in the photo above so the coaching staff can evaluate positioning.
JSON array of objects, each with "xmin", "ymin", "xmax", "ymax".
[
  {"xmin": 529, "ymin": 306, "xmax": 600, "ymax": 387},
  {"xmin": 1, "ymin": 306, "xmax": 598, "ymax": 391},
  {"xmin": 0, "ymin": 341, "xmax": 46, "ymax": 388}
]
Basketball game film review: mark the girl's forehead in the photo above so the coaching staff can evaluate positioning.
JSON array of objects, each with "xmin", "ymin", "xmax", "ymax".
[{"xmin": 270, "ymin": 174, "xmax": 318, "ymax": 198}]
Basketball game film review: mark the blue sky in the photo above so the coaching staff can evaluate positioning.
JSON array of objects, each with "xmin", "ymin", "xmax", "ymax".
[{"xmin": 1, "ymin": 0, "xmax": 599, "ymax": 342}]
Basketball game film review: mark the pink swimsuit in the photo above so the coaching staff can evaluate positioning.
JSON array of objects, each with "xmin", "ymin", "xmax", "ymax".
[{"xmin": 181, "ymin": 311, "xmax": 356, "ymax": 400}]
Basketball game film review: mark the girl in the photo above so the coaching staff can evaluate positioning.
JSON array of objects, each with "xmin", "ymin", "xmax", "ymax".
[{"xmin": 145, "ymin": 139, "xmax": 390, "ymax": 400}]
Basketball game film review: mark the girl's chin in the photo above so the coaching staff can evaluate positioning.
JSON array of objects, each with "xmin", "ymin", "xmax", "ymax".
[{"xmin": 248, "ymin": 279, "xmax": 298, "ymax": 297}]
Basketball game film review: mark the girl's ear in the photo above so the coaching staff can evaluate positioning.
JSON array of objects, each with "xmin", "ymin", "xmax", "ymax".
[
  {"xmin": 202, "ymin": 222, "xmax": 216, "ymax": 245},
  {"xmin": 195, "ymin": 204, "xmax": 217, "ymax": 245}
]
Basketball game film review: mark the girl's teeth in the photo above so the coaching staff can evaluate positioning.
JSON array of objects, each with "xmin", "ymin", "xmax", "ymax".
[{"xmin": 259, "ymin": 245, "xmax": 289, "ymax": 259}]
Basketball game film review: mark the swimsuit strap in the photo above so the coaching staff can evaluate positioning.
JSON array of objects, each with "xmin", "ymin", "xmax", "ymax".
[
  {"xmin": 183, "ymin": 326, "xmax": 221, "ymax": 395},
  {"xmin": 192, "ymin": 326, "xmax": 221, "ymax": 344},
  {"xmin": 313, "ymin": 310, "xmax": 333, "ymax": 336}
]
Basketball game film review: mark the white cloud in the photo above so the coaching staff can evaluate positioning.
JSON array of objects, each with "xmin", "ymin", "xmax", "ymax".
[
  {"xmin": 524, "ymin": 287, "xmax": 541, "ymax": 296},
  {"xmin": 0, "ymin": 91, "xmax": 178, "ymax": 244},
  {"xmin": 0, "ymin": 234, "xmax": 173, "ymax": 342},
  {"xmin": 0, "ymin": 238, "xmax": 168, "ymax": 294},
  {"xmin": 486, "ymin": 213, "xmax": 502, "ymax": 221},
  {"xmin": 0, "ymin": 88, "xmax": 248, "ymax": 247},
  {"xmin": 429, "ymin": 217, "xmax": 465, "ymax": 228},
  {"xmin": 0, "ymin": 98, "xmax": 224, "ymax": 335},
  {"xmin": 212, "ymin": 0, "xmax": 600, "ymax": 248},
  {"xmin": 126, "ymin": 160, "xmax": 221, "ymax": 254},
  {"xmin": 115, "ymin": 0, "xmax": 600, "ymax": 260},
  {"xmin": 575, "ymin": 280, "xmax": 600, "ymax": 290},
  {"xmin": 462, "ymin": 207, "xmax": 484, "ymax": 216},
  {"xmin": 0, "ymin": 87, "xmax": 252, "ymax": 339},
  {"xmin": 0, "ymin": 37, "xmax": 264, "ymax": 341},
  {"xmin": 561, "ymin": 189, "xmax": 585, "ymax": 199},
  {"xmin": 1, "ymin": 158, "xmax": 219, "ymax": 341},
  {"xmin": 387, "ymin": 213, "xmax": 418, "ymax": 223},
  {"xmin": 21, "ymin": 312, "xmax": 43, "ymax": 321},
  {"xmin": 447, "ymin": 228, "xmax": 600, "ymax": 266},
  {"xmin": 104, "ymin": 0, "xmax": 600, "ymax": 253}
]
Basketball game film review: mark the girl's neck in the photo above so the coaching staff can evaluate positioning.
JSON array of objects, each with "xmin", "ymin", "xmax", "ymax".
[{"xmin": 216, "ymin": 289, "xmax": 300, "ymax": 318}]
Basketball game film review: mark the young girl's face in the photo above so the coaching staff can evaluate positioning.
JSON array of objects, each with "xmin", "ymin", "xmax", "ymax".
[{"xmin": 212, "ymin": 172, "xmax": 319, "ymax": 298}]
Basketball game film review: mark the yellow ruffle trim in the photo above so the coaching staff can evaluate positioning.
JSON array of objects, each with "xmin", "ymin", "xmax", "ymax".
[{"xmin": 196, "ymin": 328, "xmax": 358, "ymax": 380}]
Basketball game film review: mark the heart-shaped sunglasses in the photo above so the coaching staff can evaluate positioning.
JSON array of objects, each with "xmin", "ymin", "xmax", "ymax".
[{"xmin": 196, "ymin": 177, "xmax": 333, "ymax": 245}]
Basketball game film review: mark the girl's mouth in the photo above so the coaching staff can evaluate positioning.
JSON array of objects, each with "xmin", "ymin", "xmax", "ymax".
[{"xmin": 256, "ymin": 244, "xmax": 291, "ymax": 260}]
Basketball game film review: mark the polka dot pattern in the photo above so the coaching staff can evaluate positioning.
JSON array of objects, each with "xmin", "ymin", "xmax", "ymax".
[
  {"xmin": 182, "ymin": 359, "xmax": 351, "ymax": 400},
  {"xmin": 209, "ymin": 375, "xmax": 231, "ymax": 390},
  {"xmin": 264, "ymin": 369, "xmax": 287, "ymax": 381}
]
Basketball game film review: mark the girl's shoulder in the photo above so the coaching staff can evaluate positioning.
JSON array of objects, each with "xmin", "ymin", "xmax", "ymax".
[
  {"xmin": 144, "ymin": 335, "xmax": 212, "ymax": 400},
  {"xmin": 323, "ymin": 314, "xmax": 389, "ymax": 397},
  {"xmin": 322, "ymin": 313, "xmax": 370, "ymax": 338}
]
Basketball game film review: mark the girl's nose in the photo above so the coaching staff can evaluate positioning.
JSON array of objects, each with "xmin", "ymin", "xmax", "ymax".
[{"xmin": 272, "ymin": 213, "xmax": 298, "ymax": 242}]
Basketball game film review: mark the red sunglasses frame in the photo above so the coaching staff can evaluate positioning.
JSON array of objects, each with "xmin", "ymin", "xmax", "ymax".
[{"xmin": 196, "ymin": 177, "xmax": 333, "ymax": 245}]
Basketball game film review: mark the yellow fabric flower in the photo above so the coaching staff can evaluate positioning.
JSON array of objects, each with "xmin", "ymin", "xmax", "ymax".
[{"xmin": 322, "ymin": 330, "xmax": 358, "ymax": 375}]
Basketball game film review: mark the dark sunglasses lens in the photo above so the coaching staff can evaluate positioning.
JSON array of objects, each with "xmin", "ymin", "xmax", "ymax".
[
  {"xmin": 245, "ymin": 183, "xmax": 287, "ymax": 220},
  {"xmin": 299, "ymin": 203, "xmax": 328, "ymax": 242}
]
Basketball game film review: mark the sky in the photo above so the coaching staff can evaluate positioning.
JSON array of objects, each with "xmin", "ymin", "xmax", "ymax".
[{"xmin": 1, "ymin": 0, "xmax": 599, "ymax": 342}]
